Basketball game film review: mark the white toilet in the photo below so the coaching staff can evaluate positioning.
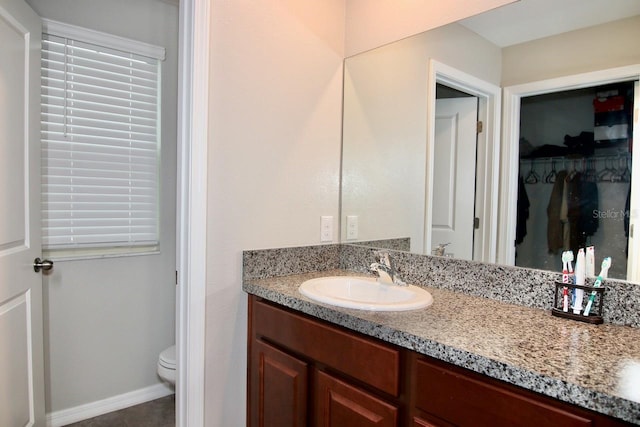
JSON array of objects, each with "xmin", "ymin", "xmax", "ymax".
[{"xmin": 157, "ymin": 345, "xmax": 176, "ymax": 385}]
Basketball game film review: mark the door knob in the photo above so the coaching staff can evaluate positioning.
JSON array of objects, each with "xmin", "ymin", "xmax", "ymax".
[{"xmin": 33, "ymin": 257, "xmax": 54, "ymax": 273}]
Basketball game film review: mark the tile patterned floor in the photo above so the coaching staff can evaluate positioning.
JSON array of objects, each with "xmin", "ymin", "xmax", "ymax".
[{"xmin": 64, "ymin": 394, "xmax": 175, "ymax": 427}]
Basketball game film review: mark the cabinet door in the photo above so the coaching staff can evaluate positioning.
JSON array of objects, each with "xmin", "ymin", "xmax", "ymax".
[
  {"xmin": 250, "ymin": 339, "xmax": 308, "ymax": 427},
  {"xmin": 314, "ymin": 370, "xmax": 398, "ymax": 427},
  {"xmin": 414, "ymin": 358, "xmax": 593, "ymax": 427}
]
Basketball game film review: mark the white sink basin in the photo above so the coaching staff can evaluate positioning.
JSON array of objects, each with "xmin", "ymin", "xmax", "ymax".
[{"xmin": 299, "ymin": 276, "xmax": 433, "ymax": 311}]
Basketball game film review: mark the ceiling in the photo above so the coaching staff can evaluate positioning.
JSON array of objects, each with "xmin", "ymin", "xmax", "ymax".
[{"xmin": 459, "ymin": 0, "xmax": 640, "ymax": 47}]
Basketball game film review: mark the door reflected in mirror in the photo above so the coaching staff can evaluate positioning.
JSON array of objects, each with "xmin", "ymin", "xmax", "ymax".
[{"xmin": 432, "ymin": 90, "xmax": 478, "ymax": 261}]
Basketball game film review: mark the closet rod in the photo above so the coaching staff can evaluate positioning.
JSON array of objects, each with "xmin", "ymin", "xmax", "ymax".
[
  {"xmin": 519, "ymin": 152, "xmax": 631, "ymax": 165},
  {"xmin": 520, "ymin": 153, "xmax": 632, "ymax": 184}
]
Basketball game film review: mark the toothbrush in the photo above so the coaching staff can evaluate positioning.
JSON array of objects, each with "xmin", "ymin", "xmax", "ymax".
[
  {"xmin": 586, "ymin": 246, "xmax": 595, "ymax": 277},
  {"xmin": 567, "ymin": 251, "xmax": 574, "ymax": 283},
  {"xmin": 583, "ymin": 257, "xmax": 611, "ymax": 316},
  {"xmin": 561, "ymin": 252, "xmax": 570, "ymax": 312},
  {"xmin": 573, "ymin": 249, "xmax": 585, "ymax": 315},
  {"xmin": 566, "ymin": 251, "xmax": 575, "ymax": 308}
]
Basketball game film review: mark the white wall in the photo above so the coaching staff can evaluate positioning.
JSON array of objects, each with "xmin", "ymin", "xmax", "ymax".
[
  {"xmin": 344, "ymin": 0, "xmax": 514, "ymax": 56},
  {"xmin": 502, "ymin": 15, "xmax": 640, "ymax": 86},
  {"xmin": 206, "ymin": 0, "xmax": 345, "ymax": 425},
  {"xmin": 202, "ymin": 1, "xmax": 518, "ymax": 424},
  {"xmin": 342, "ymin": 23, "xmax": 501, "ymax": 252},
  {"xmin": 26, "ymin": 0, "xmax": 178, "ymax": 414}
]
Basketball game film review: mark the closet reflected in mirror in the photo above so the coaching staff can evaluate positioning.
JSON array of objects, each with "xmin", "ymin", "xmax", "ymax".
[{"xmin": 515, "ymin": 81, "xmax": 634, "ymax": 279}]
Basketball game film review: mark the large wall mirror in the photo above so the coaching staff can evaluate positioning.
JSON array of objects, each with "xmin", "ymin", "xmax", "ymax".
[{"xmin": 340, "ymin": 0, "xmax": 640, "ymax": 282}]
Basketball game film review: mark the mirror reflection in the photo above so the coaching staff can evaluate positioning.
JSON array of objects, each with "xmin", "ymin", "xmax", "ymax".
[
  {"xmin": 515, "ymin": 84, "xmax": 634, "ymax": 279},
  {"xmin": 340, "ymin": 0, "xmax": 640, "ymax": 281}
]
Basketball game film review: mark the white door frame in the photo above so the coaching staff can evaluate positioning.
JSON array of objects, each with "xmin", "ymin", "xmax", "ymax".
[
  {"xmin": 426, "ymin": 60, "xmax": 501, "ymax": 262},
  {"xmin": 498, "ymin": 64, "xmax": 640, "ymax": 283},
  {"xmin": 176, "ymin": 0, "xmax": 209, "ymax": 425}
]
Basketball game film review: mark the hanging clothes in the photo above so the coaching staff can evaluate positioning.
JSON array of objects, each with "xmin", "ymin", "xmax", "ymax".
[
  {"xmin": 547, "ymin": 169, "xmax": 599, "ymax": 255},
  {"xmin": 579, "ymin": 177, "xmax": 599, "ymax": 237},
  {"xmin": 625, "ymin": 186, "xmax": 631, "ymax": 257},
  {"xmin": 566, "ymin": 171, "xmax": 584, "ymax": 254},
  {"xmin": 560, "ymin": 174, "xmax": 570, "ymax": 249},
  {"xmin": 547, "ymin": 170, "xmax": 568, "ymax": 254},
  {"xmin": 516, "ymin": 176, "xmax": 530, "ymax": 245}
]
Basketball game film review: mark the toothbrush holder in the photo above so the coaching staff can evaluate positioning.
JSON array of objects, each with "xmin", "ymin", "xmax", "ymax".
[{"xmin": 551, "ymin": 281, "xmax": 605, "ymax": 324}]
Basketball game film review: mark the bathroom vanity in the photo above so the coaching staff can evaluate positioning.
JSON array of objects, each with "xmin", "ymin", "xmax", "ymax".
[
  {"xmin": 248, "ymin": 295, "xmax": 632, "ymax": 426},
  {"xmin": 243, "ymin": 245, "xmax": 640, "ymax": 426}
]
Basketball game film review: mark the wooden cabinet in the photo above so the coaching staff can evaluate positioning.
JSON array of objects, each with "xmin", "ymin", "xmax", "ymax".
[
  {"xmin": 249, "ymin": 295, "xmax": 400, "ymax": 396},
  {"xmin": 413, "ymin": 357, "xmax": 593, "ymax": 427},
  {"xmin": 248, "ymin": 296, "xmax": 401, "ymax": 427},
  {"xmin": 412, "ymin": 418, "xmax": 440, "ymax": 427},
  {"xmin": 314, "ymin": 370, "xmax": 398, "ymax": 427},
  {"xmin": 247, "ymin": 296, "xmax": 633, "ymax": 427},
  {"xmin": 250, "ymin": 339, "xmax": 308, "ymax": 427}
]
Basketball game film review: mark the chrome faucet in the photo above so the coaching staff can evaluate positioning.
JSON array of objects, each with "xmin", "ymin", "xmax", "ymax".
[{"xmin": 370, "ymin": 251, "xmax": 407, "ymax": 286}]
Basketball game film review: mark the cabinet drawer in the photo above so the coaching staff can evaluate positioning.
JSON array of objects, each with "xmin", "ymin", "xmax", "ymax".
[
  {"xmin": 315, "ymin": 370, "xmax": 398, "ymax": 427},
  {"xmin": 414, "ymin": 357, "xmax": 593, "ymax": 427},
  {"xmin": 251, "ymin": 297, "xmax": 400, "ymax": 396}
]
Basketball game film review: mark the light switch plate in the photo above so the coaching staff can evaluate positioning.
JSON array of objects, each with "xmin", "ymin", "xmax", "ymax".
[
  {"xmin": 346, "ymin": 215, "xmax": 358, "ymax": 240},
  {"xmin": 320, "ymin": 216, "xmax": 333, "ymax": 242}
]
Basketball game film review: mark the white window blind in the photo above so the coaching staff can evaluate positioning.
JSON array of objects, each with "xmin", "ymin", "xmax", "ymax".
[{"xmin": 40, "ymin": 24, "xmax": 163, "ymax": 252}]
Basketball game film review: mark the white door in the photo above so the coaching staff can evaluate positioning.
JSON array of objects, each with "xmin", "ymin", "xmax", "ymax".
[
  {"xmin": 431, "ymin": 97, "xmax": 478, "ymax": 260},
  {"xmin": 0, "ymin": 0, "xmax": 45, "ymax": 425}
]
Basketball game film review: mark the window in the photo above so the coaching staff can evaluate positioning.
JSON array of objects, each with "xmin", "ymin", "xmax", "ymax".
[{"xmin": 40, "ymin": 20, "xmax": 165, "ymax": 257}]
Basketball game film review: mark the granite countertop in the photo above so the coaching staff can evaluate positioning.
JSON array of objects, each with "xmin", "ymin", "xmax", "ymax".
[{"xmin": 243, "ymin": 269, "xmax": 640, "ymax": 424}]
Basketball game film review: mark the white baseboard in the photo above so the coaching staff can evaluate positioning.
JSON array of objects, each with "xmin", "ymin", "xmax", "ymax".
[{"xmin": 46, "ymin": 382, "xmax": 175, "ymax": 427}]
